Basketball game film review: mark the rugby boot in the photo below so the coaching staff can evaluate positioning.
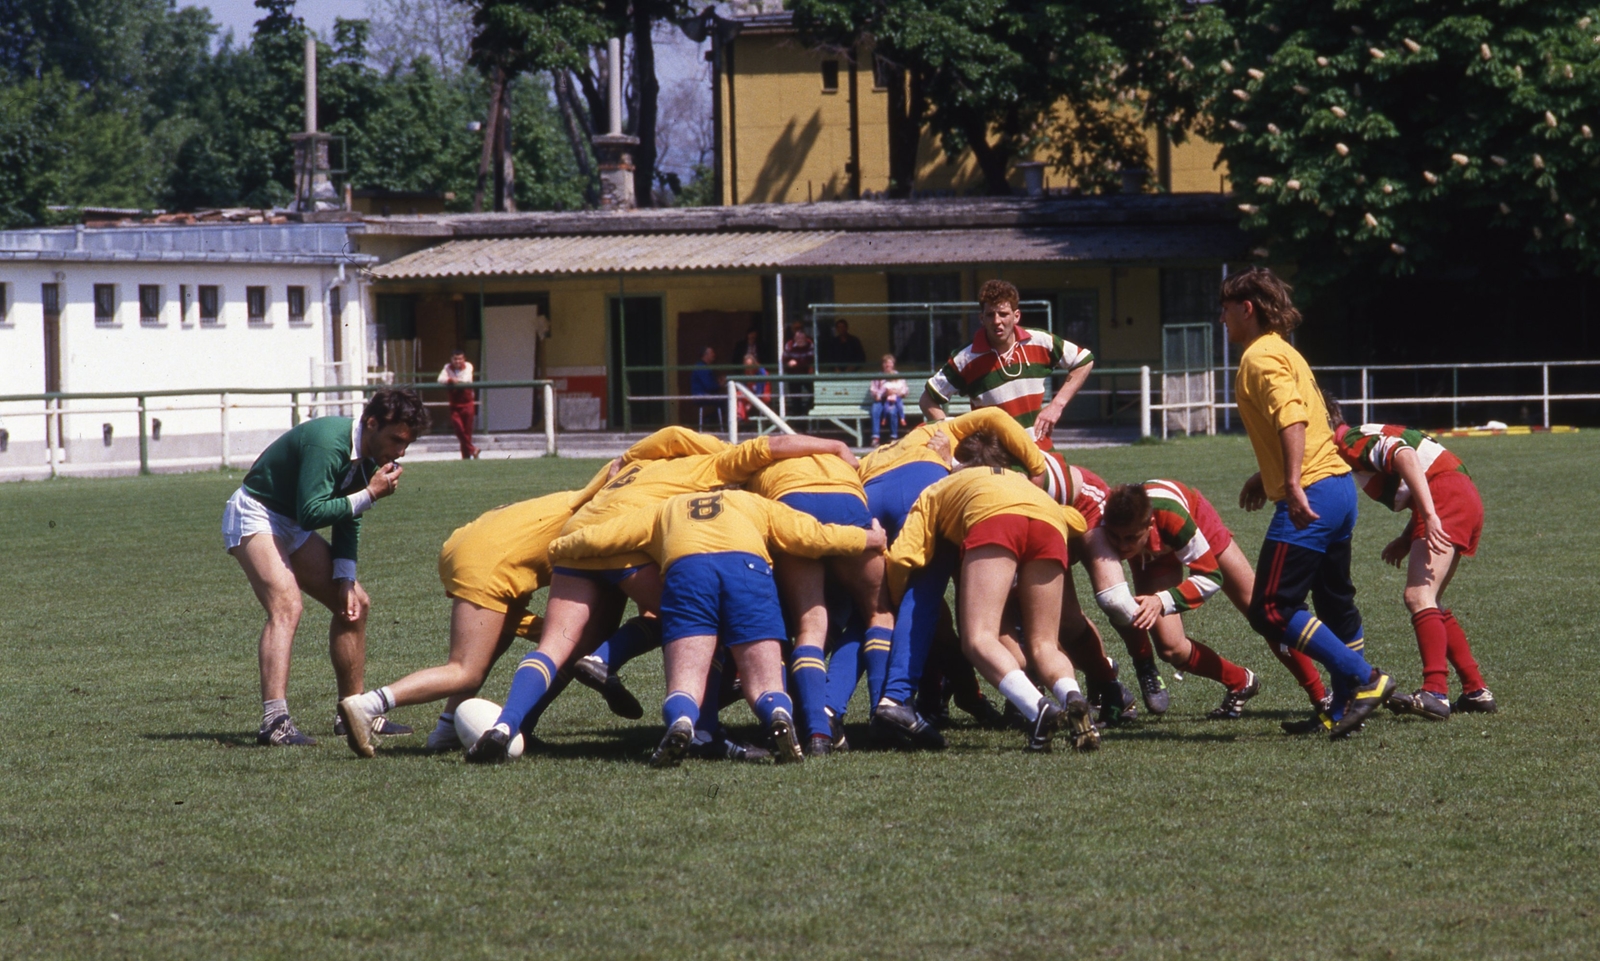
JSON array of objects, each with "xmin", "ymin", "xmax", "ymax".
[
  {"xmin": 1000, "ymin": 699, "xmax": 1029, "ymax": 731},
  {"xmin": 1281, "ymin": 695, "xmax": 1334, "ymax": 735},
  {"xmin": 1026, "ymin": 698, "xmax": 1062, "ymax": 753},
  {"xmin": 1062, "ymin": 690, "xmax": 1100, "ymax": 752},
  {"xmin": 1387, "ymin": 689, "xmax": 1451, "ymax": 721},
  {"xmin": 424, "ymin": 718, "xmax": 462, "ymax": 753},
  {"xmin": 869, "ymin": 701, "xmax": 949, "ymax": 751},
  {"xmin": 768, "ymin": 707, "xmax": 804, "ymax": 765},
  {"xmin": 572, "ymin": 655, "xmax": 645, "ymax": 720},
  {"xmin": 828, "ymin": 711, "xmax": 851, "ymax": 752},
  {"xmin": 1207, "ymin": 669, "xmax": 1261, "ymax": 720},
  {"xmin": 649, "ymin": 717, "xmax": 695, "ymax": 769},
  {"xmin": 1453, "ymin": 687, "xmax": 1498, "ymax": 714},
  {"xmin": 257, "ymin": 714, "xmax": 316, "ymax": 747},
  {"xmin": 686, "ymin": 735, "xmax": 771, "ymax": 763},
  {"xmin": 915, "ymin": 687, "xmax": 952, "ymax": 729},
  {"xmin": 336, "ymin": 695, "xmax": 378, "ymax": 758},
  {"xmin": 805, "ymin": 734, "xmax": 833, "ymax": 757},
  {"xmin": 463, "ymin": 726, "xmax": 512, "ymax": 764},
  {"xmin": 333, "ymin": 712, "xmax": 412, "ymax": 738},
  {"xmin": 1329, "ymin": 670, "xmax": 1395, "ymax": 739},
  {"xmin": 1094, "ymin": 679, "xmax": 1139, "ymax": 728},
  {"xmin": 1134, "ymin": 659, "xmax": 1171, "ymax": 715},
  {"xmin": 953, "ymin": 690, "xmax": 1011, "ymax": 730}
]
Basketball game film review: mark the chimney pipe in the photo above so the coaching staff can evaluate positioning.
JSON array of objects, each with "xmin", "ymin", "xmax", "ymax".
[
  {"xmin": 305, "ymin": 35, "xmax": 317, "ymax": 134},
  {"xmin": 608, "ymin": 37, "xmax": 623, "ymax": 136}
]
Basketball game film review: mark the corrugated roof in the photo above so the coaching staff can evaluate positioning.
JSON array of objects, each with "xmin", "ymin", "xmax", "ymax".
[
  {"xmin": 372, "ymin": 231, "xmax": 842, "ymax": 279},
  {"xmin": 371, "ymin": 225, "xmax": 1244, "ymax": 280}
]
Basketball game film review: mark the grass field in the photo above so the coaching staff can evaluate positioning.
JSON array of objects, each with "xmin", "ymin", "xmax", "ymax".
[{"xmin": 3, "ymin": 433, "xmax": 1599, "ymax": 960}]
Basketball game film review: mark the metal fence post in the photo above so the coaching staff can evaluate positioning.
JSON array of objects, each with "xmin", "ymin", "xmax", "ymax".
[
  {"xmin": 46, "ymin": 397, "xmax": 59, "ymax": 479},
  {"xmin": 727, "ymin": 381, "xmax": 739, "ymax": 444},
  {"xmin": 1360, "ymin": 367, "xmax": 1370, "ymax": 424},
  {"xmin": 1207, "ymin": 368, "xmax": 1217, "ymax": 436},
  {"xmin": 1139, "ymin": 365, "xmax": 1152, "ymax": 439},
  {"xmin": 543, "ymin": 382, "xmax": 557, "ymax": 456},
  {"xmin": 137, "ymin": 395, "xmax": 150, "ymax": 475},
  {"xmin": 290, "ymin": 391, "xmax": 301, "ymax": 426},
  {"xmin": 1452, "ymin": 367, "xmax": 1459, "ymax": 429},
  {"xmin": 1543, "ymin": 364, "xmax": 1551, "ymax": 428},
  {"xmin": 220, "ymin": 392, "xmax": 230, "ymax": 469}
]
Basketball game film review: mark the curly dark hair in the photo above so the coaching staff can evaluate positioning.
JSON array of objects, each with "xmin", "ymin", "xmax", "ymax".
[
  {"xmin": 361, "ymin": 387, "xmax": 431, "ymax": 435},
  {"xmin": 977, "ymin": 279, "xmax": 1020, "ymax": 311},
  {"xmin": 1220, "ymin": 266, "xmax": 1303, "ymax": 335},
  {"xmin": 1102, "ymin": 483, "xmax": 1153, "ymax": 531}
]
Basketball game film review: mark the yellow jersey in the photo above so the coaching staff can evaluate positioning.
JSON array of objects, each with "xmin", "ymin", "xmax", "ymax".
[
  {"xmin": 436, "ymin": 490, "xmax": 577, "ymax": 637},
  {"xmin": 857, "ymin": 407, "xmax": 1049, "ymax": 484},
  {"xmin": 559, "ymin": 436, "xmax": 777, "ymax": 569},
  {"xmin": 744, "ymin": 453, "xmax": 866, "ymax": 504},
  {"xmin": 549, "ymin": 489, "xmax": 869, "ymax": 573},
  {"xmin": 1234, "ymin": 332, "xmax": 1349, "ymax": 501},
  {"xmin": 887, "ymin": 467, "xmax": 1087, "ymax": 599}
]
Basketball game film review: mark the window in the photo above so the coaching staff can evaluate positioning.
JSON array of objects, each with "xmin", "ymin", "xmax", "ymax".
[
  {"xmin": 821, "ymin": 60, "xmax": 839, "ymax": 92},
  {"xmin": 179, "ymin": 284, "xmax": 191, "ymax": 325},
  {"xmin": 94, "ymin": 284, "xmax": 117, "ymax": 325},
  {"xmin": 139, "ymin": 284, "xmax": 162, "ymax": 325},
  {"xmin": 287, "ymin": 285, "xmax": 307, "ymax": 324},
  {"xmin": 247, "ymin": 286, "xmax": 267, "ymax": 324},
  {"xmin": 42, "ymin": 282, "xmax": 60, "ymax": 315},
  {"xmin": 199, "ymin": 285, "xmax": 220, "ymax": 324},
  {"xmin": 0, "ymin": 282, "xmax": 9, "ymax": 324}
]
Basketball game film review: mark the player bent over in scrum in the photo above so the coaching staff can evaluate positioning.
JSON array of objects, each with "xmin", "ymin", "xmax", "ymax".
[
  {"xmin": 1326, "ymin": 397, "xmax": 1496, "ymax": 719},
  {"xmin": 889, "ymin": 460, "xmax": 1098, "ymax": 752},
  {"xmin": 1087, "ymin": 481, "xmax": 1267, "ymax": 720},
  {"xmin": 547, "ymin": 490, "xmax": 886, "ymax": 766},
  {"xmin": 224, "ymin": 388, "xmax": 427, "ymax": 747}
]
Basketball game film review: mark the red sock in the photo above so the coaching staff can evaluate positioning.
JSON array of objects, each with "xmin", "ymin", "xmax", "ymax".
[
  {"xmin": 1440, "ymin": 609, "xmax": 1486, "ymax": 692},
  {"xmin": 1121, "ymin": 628, "xmax": 1155, "ymax": 663},
  {"xmin": 1182, "ymin": 639, "xmax": 1248, "ymax": 690},
  {"xmin": 1061, "ymin": 623, "xmax": 1118, "ymax": 684},
  {"xmin": 1270, "ymin": 643, "xmax": 1327, "ymax": 704},
  {"xmin": 1411, "ymin": 608, "xmax": 1450, "ymax": 696}
]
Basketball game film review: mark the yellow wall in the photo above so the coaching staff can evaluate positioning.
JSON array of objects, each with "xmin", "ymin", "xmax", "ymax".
[{"xmin": 720, "ymin": 29, "xmax": 1228, "ymax": 199}]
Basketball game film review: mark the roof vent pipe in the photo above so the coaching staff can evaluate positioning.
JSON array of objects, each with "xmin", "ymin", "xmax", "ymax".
[
  {"xmin": 608, "ymin": 37, "xmax": 623, "ymax": 136},
  {"xmin": 304, "ymin": 35, "xmax": 317, "ymax": 133}
]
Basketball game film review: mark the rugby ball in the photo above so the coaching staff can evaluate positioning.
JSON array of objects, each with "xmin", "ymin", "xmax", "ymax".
[{"xmin": 454, "ymin": 698, "xmax": 525, "ymax": 759}]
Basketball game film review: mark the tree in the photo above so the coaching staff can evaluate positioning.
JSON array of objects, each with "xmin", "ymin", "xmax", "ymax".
[
  {"xmin": 365, "ymin": 0, "xmax": 475, "ymax": 75},
  {"xmin": 1163, "ymin": 0, "xmax": 1600, "ymax": 291},
  {"xmin": 794, "ymin": 0, "xmax": 1174, "ymax": 196}
]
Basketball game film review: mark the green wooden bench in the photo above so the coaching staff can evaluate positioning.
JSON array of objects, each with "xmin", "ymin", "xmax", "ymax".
[{"xmin": 779, "ymin": 380, "xmax": 971, "ymax": 446}]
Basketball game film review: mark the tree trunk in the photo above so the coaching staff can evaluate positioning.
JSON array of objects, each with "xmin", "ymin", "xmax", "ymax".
[
  {"xmin": 553, "ymin": 69, "xmax": 599, "ymax": 207},
  {"xmin": 885, "ymin": 63, "xmax": 923, "ymax": 199},
  {"xmin": 577, "ymin": 48, "xmax": 606, "ymax": 132},
  {"xmin": 499, "ymin": 77, "xmax": 516, "ymax": 212},
  {"xmin": 631, "ymin": 6, "xmax": 659, "ymax": 207},
  {"xmin": 964, "ymin": 112, "xmax": 1014, "ymax": 196},
  {"xmin": 473, "ymin": 66, "xmax": 505, "ymax": 213}
]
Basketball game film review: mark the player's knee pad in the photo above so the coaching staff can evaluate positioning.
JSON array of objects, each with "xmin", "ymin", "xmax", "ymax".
[{"xmin": 1094, "ymin": 583, "xmax": 1139, "ymax": 627}]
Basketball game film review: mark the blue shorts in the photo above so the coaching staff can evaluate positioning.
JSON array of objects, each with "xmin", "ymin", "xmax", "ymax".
[
  {"xmin": 660, "ymin": 552, "xmax": 787, "ymax": 646},
  {"xmin": 1265, "ymin": 473, "xmax": 1358, "ymax": 551},
  {"xmin": 864, "ymin": 462, "xmax": 950, "ymax": 542},
  {"xmin": 552, "ymin": 565, "xmax": 647, "ymax": 586},
  {"xmin": 779, "ymin": 491, "xmax": 871, "ymax": 528}
]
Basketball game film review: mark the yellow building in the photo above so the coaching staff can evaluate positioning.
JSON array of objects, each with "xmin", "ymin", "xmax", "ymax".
[{"xmin": 712, "ymin": 8, "xmax": 1228, "ymax": 205}]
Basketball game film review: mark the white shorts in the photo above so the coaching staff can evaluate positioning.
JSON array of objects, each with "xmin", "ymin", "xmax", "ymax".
[{"xmin": 222, "ymin": 486, "xmax": 312, "ymax": 555}]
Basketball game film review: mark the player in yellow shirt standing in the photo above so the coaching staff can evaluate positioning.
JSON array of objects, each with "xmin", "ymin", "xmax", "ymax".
[
  {"xmin": 1222, "ymin": 268, "xmax": 1394, "ymax": 738},
  {"xmin": 545, "ymin": 490, "xmax": 885, "ymax": 766}
]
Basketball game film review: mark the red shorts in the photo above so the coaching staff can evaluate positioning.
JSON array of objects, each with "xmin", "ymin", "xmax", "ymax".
[
  {"xmin": 963, "ymin": 515, "xmax": 1069, "ymax": 567},
  {"xmin": 1409, "ymin": 470, "xmax": 1483, "ymax": 556}
]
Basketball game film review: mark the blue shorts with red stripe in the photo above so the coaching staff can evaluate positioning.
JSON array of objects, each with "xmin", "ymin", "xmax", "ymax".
[
  {"xmin": 660, "ymin": 551, "xmax": 787, "ymax": 646},
  {"xmin": 1264, "ymin": 473, "xmax": 1358, "ymax": 551}
]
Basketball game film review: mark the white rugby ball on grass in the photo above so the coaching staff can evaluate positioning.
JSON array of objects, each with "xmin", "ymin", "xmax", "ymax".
[{"xmin": 454, "ymin": 698, "xmax": 525, "ymax": 759}]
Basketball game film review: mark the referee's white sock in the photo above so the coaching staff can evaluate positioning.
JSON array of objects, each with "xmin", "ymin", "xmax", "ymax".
[
  {"xmin": 262, "ymin": 698, "xmax": 289, "ymax": 726},
  {"xmin": 1051, "ymin": 677, "xmax": 1081, "ymax": 707},
  {"xmin": 351, "ymin": 687, "xmax": 395, "ymax": 715},
  {"xmin": 997, "ymin": 671, "xmax": 1042, "ymax": 721}
]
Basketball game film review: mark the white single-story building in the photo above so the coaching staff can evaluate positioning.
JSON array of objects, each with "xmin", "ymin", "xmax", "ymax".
[{"xmin": 0, "ymin": 222, "xmax": 373, "ymax": 477}]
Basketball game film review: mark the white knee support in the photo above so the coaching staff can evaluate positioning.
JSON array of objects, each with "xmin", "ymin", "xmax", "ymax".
[{"xmin": 1095, "ymin": 583, "xmax": 1140, "ymax": 627}]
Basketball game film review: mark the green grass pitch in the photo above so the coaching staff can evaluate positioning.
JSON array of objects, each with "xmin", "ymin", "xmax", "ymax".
[{"xmin": 3, "ymin": 433, "xmax": 1599, "ymax": 960}]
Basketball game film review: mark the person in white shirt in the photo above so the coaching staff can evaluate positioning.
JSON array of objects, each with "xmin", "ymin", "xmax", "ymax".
[{"xmin": 438, "ymin": 349, "xmax": 478, "ymax": 459}]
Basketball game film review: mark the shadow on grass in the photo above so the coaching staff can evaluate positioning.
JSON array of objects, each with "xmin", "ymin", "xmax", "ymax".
[{"xmin": 140, "ymin": 731, "xmax": 258, "ymax": 747}]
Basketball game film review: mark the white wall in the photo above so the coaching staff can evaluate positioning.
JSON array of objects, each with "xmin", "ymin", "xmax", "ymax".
[{"xmin": 0, "ymin": 259, "xmax": 368, "ymax": 474}]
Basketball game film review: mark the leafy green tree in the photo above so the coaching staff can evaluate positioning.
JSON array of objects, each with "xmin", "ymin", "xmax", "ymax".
[{"xmin": 1163, "ymin": 0, "xmax": 1600, "ymax": 290}]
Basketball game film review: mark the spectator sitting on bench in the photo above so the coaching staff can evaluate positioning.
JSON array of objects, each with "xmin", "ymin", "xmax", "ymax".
[
  {"xmin": 870, "ymin": 354, "xmax": 909, "ymax": 446},
  {"xmin": 736, "ymin": 352, "xmax": 772, "ymax": 423},
  {"xmin": 690, "ymin": 346, "xmax": 724, "ymax": 428}
]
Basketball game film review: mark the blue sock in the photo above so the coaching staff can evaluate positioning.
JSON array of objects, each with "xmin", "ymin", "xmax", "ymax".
[
  {"xmin": 753, "ymin": 690, "xmax": 795, "ymax": 728},
  {"xmin": 1286, "ymin": 610, "xmax": 1371, "ymax": 688},
  {"xmin": 881, "ymin": 553, "xmax": 955, "ymax": 704},
  {"xmin": 862, "ymin": 625, "xmax": 894, "ymax": 707},
  {"xmin": 497, "ymin": 650, "xmax": 558, "ymax": 733},
  {"xmin": 599, "ymin": 616, "xmax": 662, "ymax": 672},
  {"xmin": 790, "ymin": 645, "xmax": 829, "ymax": 738},
  {"xmin": 825, "ymin": 622, "xmax": 863, "ymax": 719},
  {"xmin": 521, "ymin": 671, "xmax": 572, "ymax": 733},
  {"xmin": 662, "ymin": 690, "xmax": 700, "ymax": 729}
]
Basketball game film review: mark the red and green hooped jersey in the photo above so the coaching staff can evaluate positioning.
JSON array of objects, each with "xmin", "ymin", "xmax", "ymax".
[
  {"xmin": 924, "ymin": 326, "xmax": 1092, "ymax": 450},
  {"xmin": 1141, "ymin": 479, "xmax": 1225, "ymax": 615},
  {"xmin": 1332, "ymin": 423, "xmax": 1467, "ymax": 512}
]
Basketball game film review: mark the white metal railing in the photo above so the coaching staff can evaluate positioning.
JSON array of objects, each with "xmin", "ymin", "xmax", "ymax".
[{"xmin": 0, "ymin": 381, "xmax": 558, "ymax": 477}]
